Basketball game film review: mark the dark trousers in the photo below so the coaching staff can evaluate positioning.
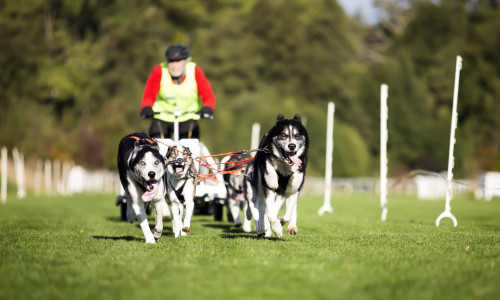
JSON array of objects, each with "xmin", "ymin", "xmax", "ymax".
[{"xmin": 148, "ymin": 118, "xmax": 200, "ymax": 139}]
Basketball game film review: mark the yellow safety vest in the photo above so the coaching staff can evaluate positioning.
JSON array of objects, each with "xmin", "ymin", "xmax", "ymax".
[{"xmin": 153, "ymin": 62, "xmax": 201, "ymax": 122}]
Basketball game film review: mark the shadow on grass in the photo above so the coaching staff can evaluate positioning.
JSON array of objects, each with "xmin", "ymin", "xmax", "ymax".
[
  {"xmin": 203, "ymin": 223, "xmax": 284, "ymax": 241},
  {"xmin": 92, "ymin": 235, "xmax": 143, "ymax": 242},
  {"xmin": 106, "ymin": 216, "xmax": 127, "ymax": 222},
  {"xmin": 220, "ymin": 233, "xmax": 284, "ymax": 241}
]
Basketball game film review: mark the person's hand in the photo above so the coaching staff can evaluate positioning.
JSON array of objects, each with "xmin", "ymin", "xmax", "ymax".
[
  {"xmin": 199, "ymin": 106, "xmax": 214, "ymax": 119},
  {"xmin": 140, "ymin": 106, "xmax": 154, "ymax": 119}
]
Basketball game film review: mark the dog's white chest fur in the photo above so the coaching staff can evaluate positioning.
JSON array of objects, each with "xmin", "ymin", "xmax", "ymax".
[{"xmin": 263, "ymin": 160, "xmax": 303, "ymax": 195}]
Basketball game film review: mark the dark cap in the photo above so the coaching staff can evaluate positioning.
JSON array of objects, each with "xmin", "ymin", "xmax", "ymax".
[{"xmin": 165, "ymin": 44, "xmax": 189, "ymax": 62}]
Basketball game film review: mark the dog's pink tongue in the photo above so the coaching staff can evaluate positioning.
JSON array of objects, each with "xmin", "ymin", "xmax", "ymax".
[
  {"xmin": 236, "ymin": 193, "xmax": 244, "ymax": 202},
  {"xmin": 176, "ymin": 167, "xmax": 183, "ymax": 174},
  {"xmin": 288, "ymin": 154, "xmax": 302, "ymax": 168},
  {"xmin": 142, "ymin": 182, "xmax": 159, "ymax": 202}
]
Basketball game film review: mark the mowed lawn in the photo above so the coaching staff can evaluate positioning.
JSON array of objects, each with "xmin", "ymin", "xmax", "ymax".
[{"xmin": 0, "ymin": 190, "xmax": 499, "ymax": 300}]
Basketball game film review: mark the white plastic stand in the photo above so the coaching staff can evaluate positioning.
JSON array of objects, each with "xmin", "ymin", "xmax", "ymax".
[
  {"xmin": 318, "ymin": 102, "xmax": 335, "ymax": 216},
  {"xmin": 173, "ymin": 106, "xmax": 181, "ymax": 145},
  {"xmin": 1, "ymin": 147, "xmax": 7, "ymax": 203},
  {"xmin": 380, "ymin": 84, "xmax": 389, "ymax": 221},
  {"xmin": 436, "ymin": 56, "xmax": 462, "ymax": 227}
]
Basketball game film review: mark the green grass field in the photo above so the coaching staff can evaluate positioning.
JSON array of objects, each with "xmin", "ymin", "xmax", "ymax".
[{"xmin": 0, "ymin": 191, "xmax": 498, "ymax": 300}]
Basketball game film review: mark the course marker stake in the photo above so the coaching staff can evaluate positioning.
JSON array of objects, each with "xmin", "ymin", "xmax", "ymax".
[{"xmin": 436, "ymin": 56, "xmax": 462, "ymax": 227}]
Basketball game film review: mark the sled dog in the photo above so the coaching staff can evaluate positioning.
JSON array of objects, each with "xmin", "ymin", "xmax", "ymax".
[
  {"xmin": 165, "ymin": 145, "xmax": 198, "ymax": 238},
  {"xmin": 117, "ymin": 133, "xmax": 167, "ymax": 243},
  {"xmin": 247, "ymin": 114, "xmax": 308, "ymax": 238}
]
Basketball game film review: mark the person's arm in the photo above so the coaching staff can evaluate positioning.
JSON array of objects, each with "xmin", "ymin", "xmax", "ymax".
[
  {"xmin": 141, "ymin": 65, "xmax": 162, "ymax": 109},
  {"xmin": 194, "ymin": 65, "xmax": 216, "ymax": 110}
]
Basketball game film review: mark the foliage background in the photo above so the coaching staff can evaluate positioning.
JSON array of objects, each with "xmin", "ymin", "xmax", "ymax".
[{"xmin": 0, "ymin": 0, "xmax": 499, "ymax": 177}]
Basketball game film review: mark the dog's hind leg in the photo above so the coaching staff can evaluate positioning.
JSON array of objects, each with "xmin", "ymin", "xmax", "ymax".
[
  {"xmin": 256, "ymin": 193, "xmax": 267, "ymax": 237},
  {"xmin": 161, "ymin": 198, "xmax": 171, "ymax": 218},
  {"xmin": 228, "ymin": 198, "xmax": 242, "ymax": 227},
  {"xmin": 152, "ymin": 200, "xmax": 163, "ymax": 240},
  {"xmin": 125, "ymin": 194, "xmax": 136, "ymax": 223},
  {"xmin": 242, "ymin": 201, "xmax": 252, "ymax": 232}
]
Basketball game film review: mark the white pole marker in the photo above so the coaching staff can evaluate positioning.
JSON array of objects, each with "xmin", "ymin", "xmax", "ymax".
[
  {"xmin": 318, "ymin": 102, "xmax": 335, "ymax": 216},
  {"xmin": 436, "ymin": 55, "xmax": 462, "ymax": 227}
]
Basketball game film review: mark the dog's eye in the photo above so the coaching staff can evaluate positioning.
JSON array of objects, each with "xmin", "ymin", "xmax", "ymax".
[
  {"xmin": 295, "ymin": 133, "xmax": 301, "ymax": 138},
  {"xmin": 281, "ymin": 132, "xmax": 287, "ymax": 137},
  {"xmin": 139, "ymin": 161, "xmax": 146, "ymax": 166},
  {"xmin": 154, "ymin": 160, "xmax": 160, "ymax": 165}
]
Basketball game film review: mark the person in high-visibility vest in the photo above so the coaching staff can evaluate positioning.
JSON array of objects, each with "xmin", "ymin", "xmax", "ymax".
[{"xmin": 140, "ymin": 44, "xmax": 216, "ymax": 139}]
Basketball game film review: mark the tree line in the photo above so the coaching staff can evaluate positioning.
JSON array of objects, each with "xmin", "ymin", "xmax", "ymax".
[{"xmin": 0, "ymin": 0, "xmax": 499, "ymax": 177}]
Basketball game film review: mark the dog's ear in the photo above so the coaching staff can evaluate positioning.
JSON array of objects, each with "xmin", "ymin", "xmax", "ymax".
[
  {"xmin": 150, "ymin": 141, "xmax": 160, "ymax": 151},
  {"xmin": 276, "ymin": 113, "xmax": 285, "ymax": 123},
  {"xmin": 184, "ymin": 147, "xmax": 192, "ymax": 156},
  {"xmin": 293, "ymin": 114, "xmax": 302, "ymax": 123},
  {"xmin": 166, "ymin": 147, "xmax": 174, "ymax": 159},
  {"xmin": 133, "ymin": 140, "xmax": 145, "ymax": 151}
]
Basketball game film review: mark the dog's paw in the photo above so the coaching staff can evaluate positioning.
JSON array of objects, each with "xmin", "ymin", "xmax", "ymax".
[
  {"xmin": 279, "ymin": 215, "xmax": 289, "ymax": 226},
  {"xmin": 182, "ymin": 227, "xmax": 190, "ymax": 233},
  {"xmin": 153, "ymin": 229, "xmax": 162, "ymax": 240},
  {"xmin": 145, "ymin": 237, "xmax": 156, "ymax": 244},
  {"xmin": 243, "ymin": 222, "xmax": 252, "ymax": 233},
  {"xmin": 127, "ymin": 211, "xmax": 136, "ymax": 223},
  {"xmin": 270, "ymin": 221, "xmax": 283, "ymax": 238},
  {"xmin": 287, "ymin": 227, "xmax": 298, "ymax": 236},
  {"xmin": 265, "ymin": 227, "xmax": 272, "ymax": 237}
]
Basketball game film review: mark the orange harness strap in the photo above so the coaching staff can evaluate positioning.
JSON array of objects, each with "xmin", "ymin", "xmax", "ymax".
[{"xmin": 129, "ymin": 135, "xmax": 154, "ymax": 144}]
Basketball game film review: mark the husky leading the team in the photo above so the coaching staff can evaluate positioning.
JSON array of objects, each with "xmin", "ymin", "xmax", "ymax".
[
  {"xmin": 117, "ymin": 113, "xmax": 308, "ymax": 242},
  {"xmin": 245, "ymin": 114, "xmax": 309, "ymax": 238}
]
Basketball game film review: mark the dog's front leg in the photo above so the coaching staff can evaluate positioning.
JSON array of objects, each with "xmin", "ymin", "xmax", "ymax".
[
  {"xmin": 170, "ymin": 201, "xmax": 183, "ymax": 238},
  {"xmin": 287, "ymin": 199, "xmax": 298, "ymax": 235},
  {"xmin": 182, "ymin": 197, "xmax": 194, "ymax": 234},
  {"xmin": 133, "ymin": 200, "xmax": 155, "ymax": 244},
  {"xmin": 152, "ymin": 200, "xmax": 163, "ymax": 240},
  {"xmin": 279, "ymin": 193, "xmax": 299, "ymax": 235},
  {"xmin": 279, "ymin": 193, "xmax": 298, "ymax": 225},
  {"xmin": 264, "ymin": 191, "xmax": 283, "ymax": 238}
]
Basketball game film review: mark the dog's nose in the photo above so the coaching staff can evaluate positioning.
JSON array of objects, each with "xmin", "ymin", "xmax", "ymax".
[
  {"xmin": 288, "ymin": 143, "xmax": 296, "ymax": 151},
  {"xmin": 175, "ymin": 158, "xmax": 183, "ymax": 164},
  {"xmin": 148, "ymin": 171, "xmax": 156, "ymax": 179}
]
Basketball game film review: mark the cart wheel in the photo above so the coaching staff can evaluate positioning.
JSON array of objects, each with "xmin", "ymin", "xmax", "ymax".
[
  {"xmin": 226, "ymin": 202, "xmax": 234, "ymax": 223},
  {"xmin": 120, "ymin": 201, "xmax": 127, "ymax": 221},
  {"xmin": 213, "ymin": 199, "xmax": 224, "ymax": 221},
  {"xmin": 145, "ymin": 202, "xmax": 152, "ymax": 215}
]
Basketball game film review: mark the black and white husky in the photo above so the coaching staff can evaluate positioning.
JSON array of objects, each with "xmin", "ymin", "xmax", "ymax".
[
  {"xmin": 165, "ymin": 145, "xmax": 198, "ymax": 238},
  {"xmin": 247, "ymin": 114, "xmax": 308, "ymax": 238},
  {"xmin": 117, "ymin": 133, "xmax": 167, "ymax": 244}
]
